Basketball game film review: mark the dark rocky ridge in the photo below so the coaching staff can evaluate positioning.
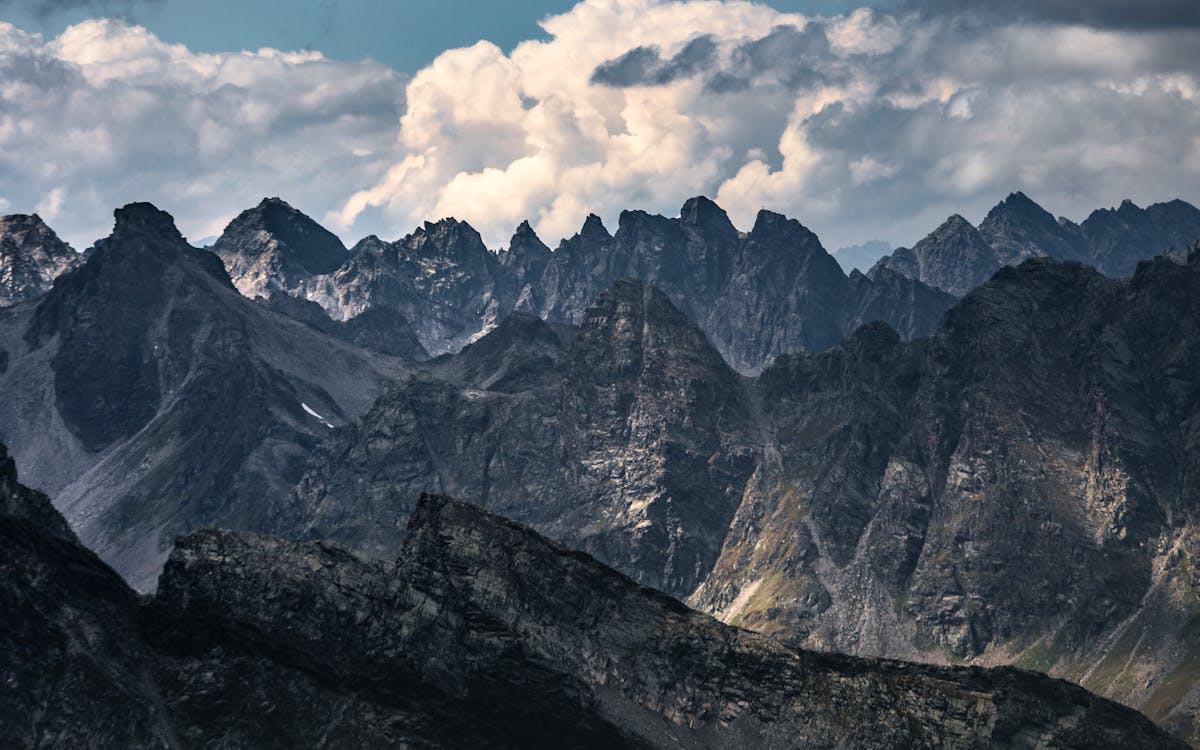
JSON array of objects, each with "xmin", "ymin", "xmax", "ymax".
[
  {"xmin": 872, "ymin": 192, "xmax": 1200, "ymax": 295},
  {"xmin": 0, "ymin": 203, "xmax": 406, "ymax": 590},
  {"xmin": 1, "ymin": 444, "xmax": 1185, "ymax": 748},
  {"xmin": 0, "ymin": 213, "xmax": 81, "ymax": 307},
  {"xmin": 278, "ymin": 251, "xmax": 1200, "ymax": 744},
  {"xmin": 218, "ymin": 196, "xmax": 955, "ymax": 371}
]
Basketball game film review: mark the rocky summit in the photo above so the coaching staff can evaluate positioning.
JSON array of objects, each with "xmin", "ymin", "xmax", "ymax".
[
  {"xmin": 214, "ymin": 196, "xmax": 350, "ymax": 300},
  {"xmin": 0, "ymin": 441, "xmax": 1185, "ymax": 749},
  {"xmin": 0, "ymin": 213, "xmax": 81, "ymax": 307}
]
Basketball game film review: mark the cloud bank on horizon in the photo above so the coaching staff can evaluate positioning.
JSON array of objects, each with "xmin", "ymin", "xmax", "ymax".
[{"xmin": 1, "ymin": 0, "xmax": 1198, "ymax": 252}]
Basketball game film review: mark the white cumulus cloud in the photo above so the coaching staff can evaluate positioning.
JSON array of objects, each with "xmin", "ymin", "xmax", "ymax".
[
  {"xmin": 0, "ymin": 18, "xmax": 405, "ymax": 247},
  {"xmin": 335, "ymin": 0, "xmax": 1200, "ymax": 250}
]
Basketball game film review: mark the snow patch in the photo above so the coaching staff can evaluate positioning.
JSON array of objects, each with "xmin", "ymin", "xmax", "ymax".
[{"xmin": 301, "ymin": 402, "xmax": 334, "ymax": 429}]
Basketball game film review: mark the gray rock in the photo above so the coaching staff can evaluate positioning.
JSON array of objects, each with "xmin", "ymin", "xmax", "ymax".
[{"xmin": 0, "ymin": 213, "xmax": 80, "ymax": 307}]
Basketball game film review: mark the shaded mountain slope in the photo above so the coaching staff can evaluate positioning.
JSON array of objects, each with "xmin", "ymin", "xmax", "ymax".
[
  {"xmin": 0, "ymin": 203, "xmax": 406, "ymax": 590},
  {"xmin": 213, "ymin": 196, "xmax": 349, "ymax": 300}
]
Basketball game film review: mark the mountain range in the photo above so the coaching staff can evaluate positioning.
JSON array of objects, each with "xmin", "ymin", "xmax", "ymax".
[
  {"xmin": 1, "ymin": 191, "xmax": 1199, "ymax": 744},
  {"xmin": 210, "ymin": 195, "xmax": 955, "ymax": 371},
  {"xmin": 870, "ymin": 192, "xmax": 1200, "ymax": 296}
]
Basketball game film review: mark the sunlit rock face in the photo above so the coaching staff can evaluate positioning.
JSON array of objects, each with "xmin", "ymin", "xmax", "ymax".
[{"xmin": 0, "ymin": 214, "xmax": 81, "ymax": 307}]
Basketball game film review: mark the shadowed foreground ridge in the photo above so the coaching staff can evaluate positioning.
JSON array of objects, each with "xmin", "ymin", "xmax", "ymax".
[
  {"xmin": 149, "ymin": 494, "xmax": 1182, "ymax": 748},
  {"xmin": 0, "ymin": 430, "xmax": 1187, "ymax": 748}
]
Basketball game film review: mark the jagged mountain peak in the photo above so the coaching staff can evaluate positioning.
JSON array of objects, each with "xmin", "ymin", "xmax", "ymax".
[
  {"xmin": 0, "ymin": 211, "xmax": 80, "ymax": 306},
  {"xmin": 0, "ymin": 212, "xmax": 53, "ymax": 233},
  {"xmin": 571, "ymin": 277, "xmax": 734, "ymax": 385},
  {"xmin": 750, "ymin": 206, "xmax": 803, "ymax": 234},
  {"xmin": 348, "ymin": 233, "xmax": 389, "ymax": 255},
  {"xmin": 406, "ymin": 217, "xmax": 490, "ymax": 256},
  {"xmin": 580, "ymin": 277, "xmax": 694, "ymax": 332},
  {"xmin": 213, "ymin": 196, "xmax": 348, "ymax": 298},
  {"xmin": 938, "ymin": 213, "xmax": 975, "ymax": 232},
  {"xmin": 981, "ymin": 191, "xmax": 1059, "ymax": 228},
  {"xmin": 577, "ymin": 212, "xmax": 611, "ymax": 240},
  {"xmin": 504, "ymin": 219, "xmax": 549, "ymax": 255}
]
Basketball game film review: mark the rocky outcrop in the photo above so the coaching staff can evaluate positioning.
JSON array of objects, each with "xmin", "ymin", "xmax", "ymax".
[
  {"xmin": 0, "ymin": 203, "xmax": 404, "ymax": 590},
  {"xmin": 871, "ymin": 192, "xmax": 1200, "ymax": 296},
  {"xmin": 870, "ymin": 214, "xmax": 1000, "ymax": 296},
  {"xmin": 144, "ymin": 494, "xmax": 1184, "ymax": 749},
  {"xmin": 213, "ymin": 196, "xmax": 349, "ymax": 299},
  {"xmin": 303, "ymin": 219, "xmax": 514, "ymax": 355},
  {"xmin": 0, "ymin": 213, "xmax": 80, "ymax": 307}
]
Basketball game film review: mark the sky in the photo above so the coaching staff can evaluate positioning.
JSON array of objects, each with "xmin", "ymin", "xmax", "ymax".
[{"xmin": 0, "ymin": 0, "xmax": 1198, "ymax": 252}]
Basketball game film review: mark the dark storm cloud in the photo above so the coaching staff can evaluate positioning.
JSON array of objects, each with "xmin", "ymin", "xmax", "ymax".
[
  {"xmin": 593, "ymin": 24, "xmax": 838, "ymax": 92},
  {"xmin": 591, "ymin": 35, "xmax": 718, "ymax": 87},
  {"xmin": 903, "ymin": 0, "xmax": 1200, "ymax": 29},
  {"xmin": 709, "ymin": 24, "xmax": 834, "ymax": 92}
]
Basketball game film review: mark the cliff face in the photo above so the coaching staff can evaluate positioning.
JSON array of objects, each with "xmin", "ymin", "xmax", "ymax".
[
  {"xmin": 277, "ymin": 279, "xmax": 759, "ymax": 596},
  {"xmin": 693, "ymin": 251, "xmax": 1200, "ymax": 742}
]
